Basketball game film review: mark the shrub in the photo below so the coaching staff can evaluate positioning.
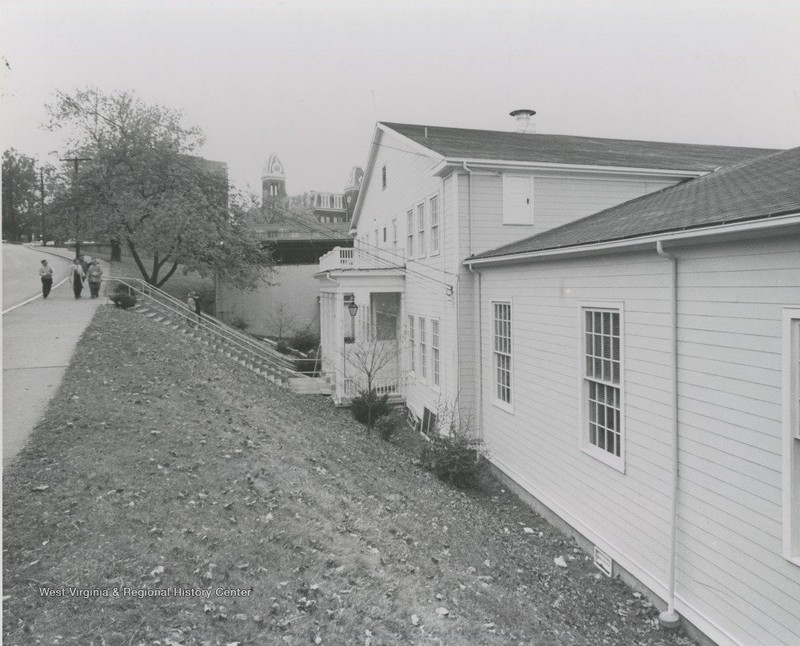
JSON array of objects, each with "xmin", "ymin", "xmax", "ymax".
[
  {"xmin": 110, "ymin": 291, "xmax": 137, "ymax": 309},
  {"xmin": 230, "ymin": 317, "xmax": 248, "ymax": 330},
  {"xmin": 374, "ymin": 409, "xmax": 404, "ymax": 441},
  {"xmin": 289, "ymin": 329, "xmax": 319, "ymax": 354},
  {"xmin": 276, "ymin": 340, "xmax": 290, "ymax": 354},
  {"xmin": 350, "ymin": 389, "xmax": 390, "ymax": 428},
  {"xmin": 419, "ymin": 431, "xmax": 486, "ymax": 488}
]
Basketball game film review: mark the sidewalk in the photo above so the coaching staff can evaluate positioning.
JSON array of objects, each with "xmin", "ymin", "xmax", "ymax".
[{"xmin": 2, "ymin": 254, "xmax": 110, "ymax": 465}]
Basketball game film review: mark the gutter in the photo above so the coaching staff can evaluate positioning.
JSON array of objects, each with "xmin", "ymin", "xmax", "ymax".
[
  {"xmin": 655, "ymin": 241, "xmax": 681, "ymax": 630},
  {"xmin": 437, "ymin": 158, "xmax": 707, "ymax": 179},
  {"xmin": 464, "ymin": 212, "xmax": 800, "ymax": 268}
]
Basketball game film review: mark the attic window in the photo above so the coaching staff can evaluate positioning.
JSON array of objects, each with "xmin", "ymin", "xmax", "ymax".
[{"xmin": 382, "ymin": 165, "xmax": 387, "ymax": 190}]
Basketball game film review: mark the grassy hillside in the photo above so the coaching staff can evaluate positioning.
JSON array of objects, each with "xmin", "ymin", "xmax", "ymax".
[{"xmin": 3, "ymin": 306, "xmax": 694, "ymax": 646}]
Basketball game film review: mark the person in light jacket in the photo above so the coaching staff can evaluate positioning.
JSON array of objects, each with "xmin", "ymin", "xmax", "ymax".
[
  {"xmin": 39, "ymin": 259, "xmax": 54, "ymax": 299},
  {"xmin": 71, "ymin": 258, "xmax": 85, "ymax": 299},
  {"xmin": 86, "ymin": 259, "xmax": 103, "ymax": 298}
]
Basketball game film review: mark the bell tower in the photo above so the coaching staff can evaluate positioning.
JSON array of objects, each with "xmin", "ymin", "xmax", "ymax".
[
  {"xmin": 262, "ymin": 154, "xmax": 287, "ymax": 200},
  {"xmin": 343, "ymin": 166, "xmax": 363, "ymax": 221}
]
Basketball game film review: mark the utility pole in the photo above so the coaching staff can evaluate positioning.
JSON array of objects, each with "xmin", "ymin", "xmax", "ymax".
[
  {"xmin": 59, "ymin": 156, "xmax": 91, "ymax": 257},
  {"xmin": 40, "ymin": 167, "xmax": 46, "ymax": 243}
]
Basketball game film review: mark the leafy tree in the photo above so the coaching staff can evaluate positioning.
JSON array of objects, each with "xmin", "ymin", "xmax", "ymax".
[
  {"xmin": 2, "ymin": 149, "xmax": 39, "ymax": 241},
  {"xmin": 44, "ymin": 87, "xmax": 272, "ymax": 287}
]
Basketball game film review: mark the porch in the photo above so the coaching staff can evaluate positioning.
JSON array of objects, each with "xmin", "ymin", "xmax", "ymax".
[
  {"xmin": 317, "ymin": 271, "xmax": 406, "ymax": 405},
  {"xmin": 319, "ymin": 245, "xmax": 406, "ymax": 272}
]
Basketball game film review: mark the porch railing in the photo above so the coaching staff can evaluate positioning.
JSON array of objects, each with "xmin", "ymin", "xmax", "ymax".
[
  {"xmin": 319, "ymin": 246, "xmax": 406, "ymax": 273},
  {"xmin": 342, "ymin": 376, "xmax": 401, "ymax": 397}
]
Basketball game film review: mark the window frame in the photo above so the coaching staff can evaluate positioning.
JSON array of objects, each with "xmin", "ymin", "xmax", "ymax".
[
  {"xmin": 431, "ymin": 318, "xmax": 440, "ymax": 388},
  {"xmin": 417, "ymin": 202, "xmax": 426, "ymax": 257},
  {"xmin": 419, "ymin": 316, "xmax": 427, "ymax": 382},
  {"xmin": 408, "ymin": 314, "xmax": 416, "ymax": 374},
  {"xmin": 430, "ymin": 194, "xmax": 440, "ymax": 256},
  {"xmin": 381, "ymin": 165, "xmax": 387, "ymax": 190},
  {"xmin": 406, "ymin": 210, "xmax": 414, "ymax": 259},
  {"xmin": 580, "ymin": 302, "xmax": 625, "ymax": 472},
  {"xmin": 782, "ymin": 308, "xmax": 800, "ymax": 566},
  {"xmin": 491, "ymin": 300, "xmax": 513, "ymax": 413},
  {"xmin": 392, "ymin": 219, "xmax": 397, "ymax": 247}
]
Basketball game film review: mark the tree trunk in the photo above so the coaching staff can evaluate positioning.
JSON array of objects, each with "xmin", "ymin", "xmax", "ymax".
[{"xmin": 110, "ymin": 239, "xmax": 121, "ymax": 261}]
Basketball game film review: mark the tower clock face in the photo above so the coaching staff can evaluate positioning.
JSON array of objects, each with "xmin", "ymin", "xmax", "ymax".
[{"xmin": 272, "ymin": 160, "xmax": 283, "ymax": 175}]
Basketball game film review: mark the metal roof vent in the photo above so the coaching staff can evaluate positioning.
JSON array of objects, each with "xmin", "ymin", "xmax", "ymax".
[{"xmin": 510, "ymin": 109, "xmax": 537, "ymax": 133}]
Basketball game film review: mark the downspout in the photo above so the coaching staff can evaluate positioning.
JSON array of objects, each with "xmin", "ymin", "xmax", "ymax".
[
  {"xmin": 462, "ymin": 163, "xmax": 474, "ymax": 256},
  {"xmin": 468, "ymin": 261, "xmax": 483, "ymax": 437},
  {"xmin": 462, "ymin": 162, "xmax": 478, "ymax": 432},
  {"xmin": 656, "ymin": 240, "xmax": 681, "ymax": 630}
]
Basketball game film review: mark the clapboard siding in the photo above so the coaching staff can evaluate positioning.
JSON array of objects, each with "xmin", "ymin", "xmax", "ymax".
[
  {"xmin": 674, "ymin": 236, "xmax": 800, "ymax": 645},
  {"xmin": 478, "ymin": 251, "xmax": 676, "ymax": 593},
  {"xmin": 463, "ymin": 172, "xmax": 679, "ymax": 256},
  {"xmin": 477, "ymin": 233, "xmax": 800, "ymax": 646},
  {"xmin": 353, "ymin": 131, "xmax": 465, "ymax": 420}
]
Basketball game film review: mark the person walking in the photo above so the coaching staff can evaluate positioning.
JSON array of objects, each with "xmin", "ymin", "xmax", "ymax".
[
  {"xmin": 78, "ymin": 254, "xmax": 89, "ymax": 282},
  {"xmin": 70, "ymin": 258, "xmax": 85, "ymax": 299},
  {"xmin": 39, "ymin": 259, "xmax": 54, "ymax": 299},
  {"xmin": 187, "ymin": 291, "xmax": 202, "ymax": 326},
  {"xmin": 86, "ymin": 259, "xmax": 103, "ymax": 298}
]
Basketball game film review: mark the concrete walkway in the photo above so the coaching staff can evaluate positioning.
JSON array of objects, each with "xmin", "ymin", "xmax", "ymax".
[{"xmin": 3, "ymin": 249, "xmax": 110, "ymax": 465}]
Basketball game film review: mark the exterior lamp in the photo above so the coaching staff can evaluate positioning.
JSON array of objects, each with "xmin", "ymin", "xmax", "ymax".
[{"xmin": 348, "ymin": 301, "xmax": 359, "ymax": 317}]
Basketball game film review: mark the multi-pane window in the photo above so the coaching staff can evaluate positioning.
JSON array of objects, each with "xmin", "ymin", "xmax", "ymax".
[
  {"xmin": 783, "ymin": 312, "xmax": 800, "ymax": 564},
  {"xmin": 430, "ymin": 195, "xmax": 439, "ymax": 254},
  {"xmin": 406, "ymin": 210, "xmax": 414, "ymax": 258},
  {"xmin": 417, "ymin": 203, "xmax": 426, "ymax": 256},
  {"xmin": 584, "ymin": 308, "xmax": 622, "ymax": 464},
  {"xmin": 493, "ymin": 302, "xmax": 512, "ymax": 407},
  {"xmin": 381, "ymin": 165, "xmax": 387, "ymax": 190},
  {"xmin": 408, "ymin": 315, "xmax": 416, "ymax": 372},
  {"xmin": 419, "ymin": 317, "xmax": 427, "ymax": 380},
  {"xmin": 431, "ymin": 319, "xmax": 440, "ymax": 387}
]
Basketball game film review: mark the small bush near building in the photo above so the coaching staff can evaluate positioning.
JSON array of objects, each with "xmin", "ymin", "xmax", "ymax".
[
  {"xmin": 350, "ymin": 389, "xmax": 390, "ymax": 429},
  {"xmin": 419, "ymin": 431, "xmax": 487, "ymax": 488},
  {"xmin": 110, "ymin": 291, "xmax": 137, "ymax": 309},
  {"xmin": 276, "ymin": 340, "xmax": 290, "ymax": 354},
  {"xmin": 373, "ymin": 408, "xmax": 404, "ymax": 441},
  {"xmin": 230, "ymin": 317, "xmax": 248, "ymax": 331},
  {"xmin": 290, "ymin": 329, "xmax": 319, "ymax": 354}
]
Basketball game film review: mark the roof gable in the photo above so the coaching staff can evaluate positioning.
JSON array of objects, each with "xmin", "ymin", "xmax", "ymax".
[
  {"xmin": 381, "ymin": 122, "xmax": 778, "ymax": 172},
  {"xmin": 471, "ymin": 146, "xmax": 800, "ymax": 260}
]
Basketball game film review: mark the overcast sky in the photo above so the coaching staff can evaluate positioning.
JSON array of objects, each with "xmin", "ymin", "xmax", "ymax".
[{"xmin": 1, "ymin": 0, "xmax": 799, "ymax": 195}]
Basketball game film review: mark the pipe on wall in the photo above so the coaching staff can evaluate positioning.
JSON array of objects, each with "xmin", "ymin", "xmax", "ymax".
[{"xmin": 655, "ymin": 240, "xmax": 681, "ymax": 629}]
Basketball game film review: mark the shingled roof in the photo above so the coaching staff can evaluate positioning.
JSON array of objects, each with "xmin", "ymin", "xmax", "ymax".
[
  {"xmin": 382, "ymin": 122, "xmax": 779, "ymax": 172},
  {"xmin": 470, "ymin": 146, "xmax": 800, "ymax": 261}
]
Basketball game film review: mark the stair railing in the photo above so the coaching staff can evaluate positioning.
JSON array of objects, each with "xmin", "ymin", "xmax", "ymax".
[{"xmin": 103, "ymin": 277, "xmax": 299, "ymax": 384}]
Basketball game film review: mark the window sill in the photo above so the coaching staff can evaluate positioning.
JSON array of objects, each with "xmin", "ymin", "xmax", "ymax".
[
  {"xmin": 783, "ymin": 553, "xmax": 800, "ymax": 568},
  {"xmin": 581, "ymin": 445, "xmax": 625, "ymax": 474},
  {"xmin": 492, "ymin": 399, "xmax": 514, "ymax": 415}
]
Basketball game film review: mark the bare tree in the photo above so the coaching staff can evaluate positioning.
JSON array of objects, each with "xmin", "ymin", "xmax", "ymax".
[
  {"xmin": 267, "ymin": 300, "xmax": 298, "ymax": 341},
  {"xmin": 344, "ymin": 336, "xmax": 399, "ymax": 430}
]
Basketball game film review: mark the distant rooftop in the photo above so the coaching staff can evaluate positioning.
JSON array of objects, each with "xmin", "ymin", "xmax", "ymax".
[
  {"xmin": 381, "ymin": 122, "xmax": 780, "ymax": 173},
  {"xmin": 471, "ymin": 146, "xmax": 800, "ymax": 261}
]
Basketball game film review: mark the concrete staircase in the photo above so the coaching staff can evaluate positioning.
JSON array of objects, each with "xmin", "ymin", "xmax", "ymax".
[{"xmin": 106, "ymin": 277, "xmax": 320, "ymax": 392}]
